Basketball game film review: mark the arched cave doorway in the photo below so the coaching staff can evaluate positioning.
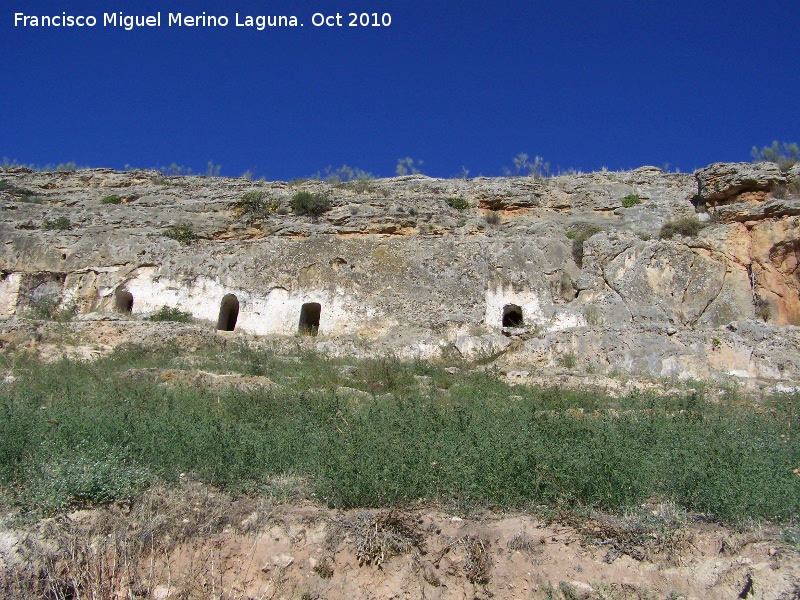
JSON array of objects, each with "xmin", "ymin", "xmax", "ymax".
[
  {"xmin": 217, "ymin": 294, "xmax": 239, "ymax": 331},
  {"xmin": 115, "ymin": 289, "xmax": 134, "ymax": 313},
  {"xmin": 298, "ymin": 302, "xmax": 321, "ymax": 336},
  {"xmin": 502, "ymin": 304, "xmax": 523, "ymax": 328}
]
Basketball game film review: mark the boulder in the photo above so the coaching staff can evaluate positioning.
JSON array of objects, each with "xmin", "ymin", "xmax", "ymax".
[
  {"xmin": 787, "ymin": 162, "xmax": 800, "ymax": 183},
  {"xmin": 712, "ymin": 197, "xmax": 800, "ymax": 223},
  {"xmin": 695, "ymin": 162, "xmax": 785, "ymax": 204}
]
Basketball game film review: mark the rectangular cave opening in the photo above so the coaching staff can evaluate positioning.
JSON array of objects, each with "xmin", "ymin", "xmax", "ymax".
[
  {"xmin": 299, "ymin": 302, "xmax": 321, "ymax": 336},
  {"xmin": 502, "ymin": 303, "xmax": 523, "ymax": 327}
]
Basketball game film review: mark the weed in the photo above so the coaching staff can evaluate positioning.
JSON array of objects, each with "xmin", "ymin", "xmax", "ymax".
[
  {"xmin": 313, "ymin": 558, "xmax": 334, "ymax": 579},
  {"xmin": 567, "ymin": 224, "xmax": 602, "ymax": 267},
  {"xmin": 205, "ymin": 160, "xmax": 222, "ymax": 177},
  {"xmin": 712, "ymin": 337, "xmax": 721, "ymax": 349},
  {"xmin": 163, "ymin": 223, "xmax": 198, "ymax": 244},
  {"xmin": 659, "ymin": 216, "xmax": 705, "ymax": 240},
  {"xmin": 349, "ymin": 174, "xmax": 376, "ymax": 193},
  {"xmin": 782, "ymin": 524, "xmax": 800, "ymax": 547},
  {"xmin": 445, "ymin": 196, "xmax": 470, "ymax": 210},
  {"xmin": 24, "ymin": 296, "xmax": 76, "ymax": 322},
  {"xmin": 558, "ymin": 353, "xmax": 578, "ymax": 369},
  {"xmin": 395, "ymin": 157, "xmax": 423, "ymax": 175},
  {"xmin": 751, "ymin": 140, "xmax": 799, "ymax": 171},
  {"xmin": 622, "ymin": 193, "xmax": 642, "ymax": 207},
  {"xmin": 315, "ymin": 164, "xmax": 373, "ymax": 189},
  {"xmin": 41, "ymin": 217, "xmax": 71, "ymax": 231},
  {"xmin": 55, "ymin": 161, "xmax": 77, "ymax": 172},
  {"xmin": 505, "ymin": 153, "xmax": 550, "ymax": 178},
  {"xmin": 100, "ymin": 194, "xmax": 123, "ymax": 204},
  {"xmin": 290, "ymin": 191, "xmax": 331, "ymax": 216},
  {"xmin": 147, "ymin": 305, "xmax": 193, "ymax": 322}
]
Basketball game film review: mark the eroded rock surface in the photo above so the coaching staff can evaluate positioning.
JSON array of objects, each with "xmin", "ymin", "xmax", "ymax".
[{"xmin": 1, "ymin": 162, "xmax": 799, "ymax": 385}]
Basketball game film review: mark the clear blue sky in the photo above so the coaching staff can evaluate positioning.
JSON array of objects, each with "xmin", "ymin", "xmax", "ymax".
[{"xmin": 3, "ymin": 1, "xmax": 799, "ymax": 179}]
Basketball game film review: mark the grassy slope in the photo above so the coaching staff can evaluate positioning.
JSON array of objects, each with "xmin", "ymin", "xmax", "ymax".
[{"xmin": 0, "ymin": 345, "xmax": 798, "ymax": 522}]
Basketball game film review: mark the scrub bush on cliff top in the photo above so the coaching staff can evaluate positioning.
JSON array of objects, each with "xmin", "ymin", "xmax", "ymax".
[{"xmin": 290, "ymin": 191, "xmax": 331, "ymax": 216}]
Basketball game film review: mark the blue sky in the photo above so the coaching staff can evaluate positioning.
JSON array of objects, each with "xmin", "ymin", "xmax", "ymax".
[{"xmin": 3, "ymin": 1, "xmax": 799, "ymax": 180}]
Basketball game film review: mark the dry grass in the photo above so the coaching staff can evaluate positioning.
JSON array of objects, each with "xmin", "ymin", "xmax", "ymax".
[
  {"xmin": 551, "ymin": 502, "xmax": 693, "ymax": 566},
  {"xmin": 507, "ymin": 531, "xmax": 542, "ymax": 554},
  {"xmin": 461, "ymin": 535, "xmax": 492, "ymax": 585},
  {"xmin": 332, "ymin": 509, "xmax": 424, "ymax": 568},
  {"xmin": 0, "ymin": 478, "xmax": 284, "ymax": 599}
]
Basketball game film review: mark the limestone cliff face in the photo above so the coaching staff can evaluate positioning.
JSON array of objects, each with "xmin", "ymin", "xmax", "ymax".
[{"xmin": 1, "ymin": 162, "xmax": 798, "ymax": 385}]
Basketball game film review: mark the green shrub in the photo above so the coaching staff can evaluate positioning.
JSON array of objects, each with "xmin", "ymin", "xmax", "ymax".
[
  {"xmin": 41, "ymin": 216, "xmax": 71, "ymax": 230},
  {"xmin": 147, "ymin": 305, "xmax": 192, "ymax": 322},
  {"xmin": 235, "ymin": 191, "xmax": 279, "ymax": 222},
  {"xmin": 445, "ymin": 196, "xmax": 470, "ymax": 210},
  {"xmin": 622, "ymin": 193, "xmax": 642, "ymax": 208},
  {"xmin": 163, "ymin": 223, "xmax": 198, "ymax": 244},
  {"xmin": 290, "ymin": 191, "xmax": 331, "ymax": 216},
  {"xmin": 558, "ymin": 352, "xmax": 578, "ymax": 369},
  {"xmin": 567, "ymin": 224, "xmax": 602, "ymax": 267},
  {"xmin": 659, "ymin": 216, "xmax": 705, "ymax": 240},
  {"xmin": 101, "ymin": 194, "xmax": 123, "ymax": 204}
]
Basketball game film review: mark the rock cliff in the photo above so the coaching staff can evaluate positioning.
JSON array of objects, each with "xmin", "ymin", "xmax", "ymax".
[{"xmin": 1, "ymin": 161, "xmax": 799, "ymax": 388}]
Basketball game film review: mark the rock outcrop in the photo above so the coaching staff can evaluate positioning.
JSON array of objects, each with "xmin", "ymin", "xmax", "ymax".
[
  {"xmin": 695, "ymin": 161, "xmax": 785, "ymax": 204},
  {"xmin": 1, "ymin": 161, "xmax": 799, "ymax": 387}
]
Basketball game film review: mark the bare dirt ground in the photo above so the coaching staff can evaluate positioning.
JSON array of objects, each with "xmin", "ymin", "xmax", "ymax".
[{"xmin": 2, "ymin": 481, "xmax": 799, "ymax": 600}]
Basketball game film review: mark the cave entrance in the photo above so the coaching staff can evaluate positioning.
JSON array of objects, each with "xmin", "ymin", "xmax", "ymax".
[
  {"xmin": 502, "ymin": 304, "xmax": 523, "ymax": 328},
  {"xmin": 299, "ymin": 302, "xmax": 321, "ymax": 336},
  {"xmin": 115, "ymin": 289, "xmax": 134, "ymax": 313},
  {"xmin": 217, "ymin": 294, "xmax": 239, "ymax": 331}
]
